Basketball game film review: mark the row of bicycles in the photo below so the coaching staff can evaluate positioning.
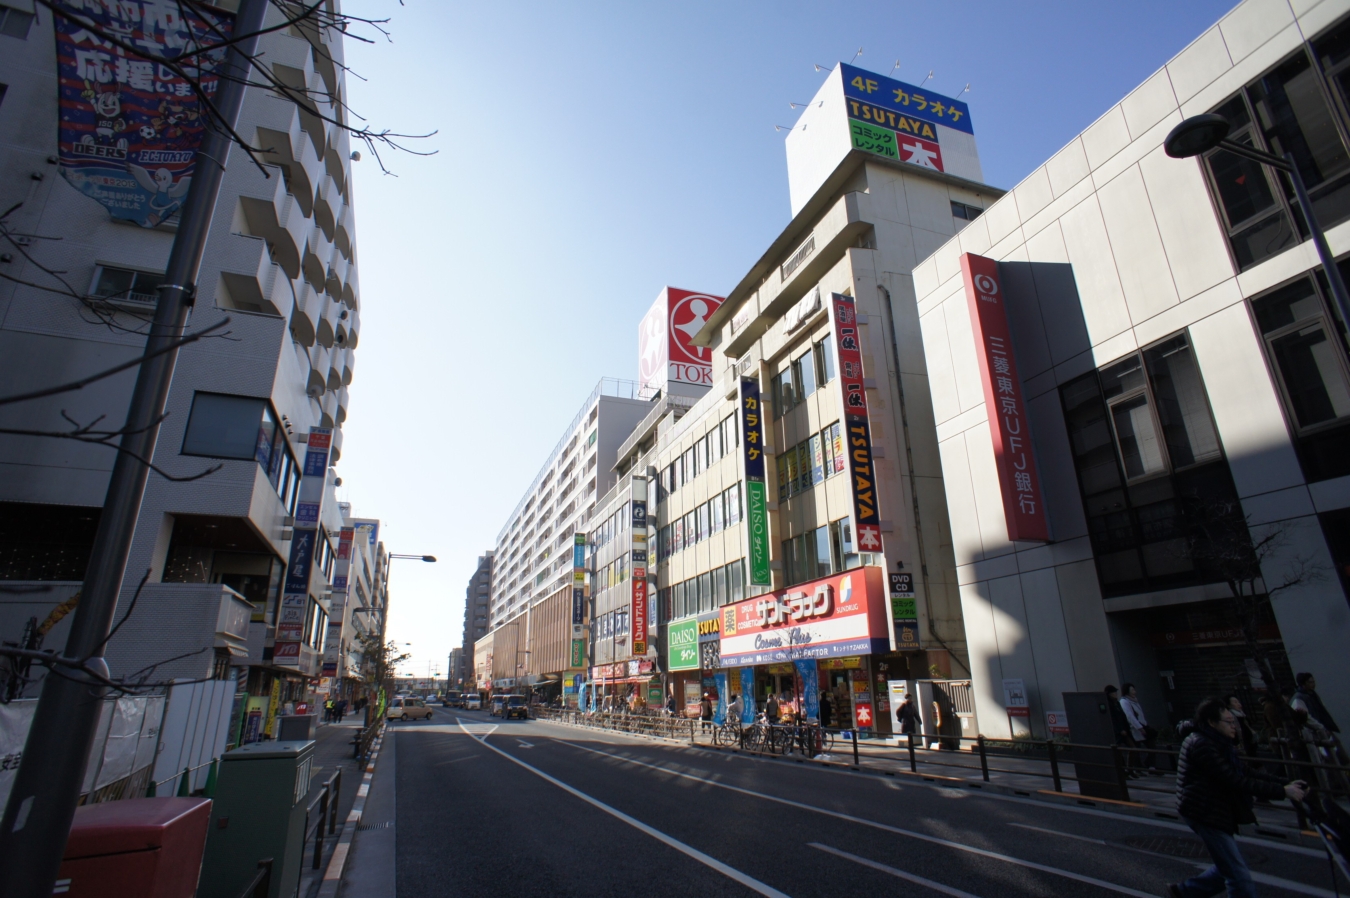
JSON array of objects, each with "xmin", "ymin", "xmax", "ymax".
[{"xmin": 710, "ymin": 714, "xmax": 836, "ymax": 758}]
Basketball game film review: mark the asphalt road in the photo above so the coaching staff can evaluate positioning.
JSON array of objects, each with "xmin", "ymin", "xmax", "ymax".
[{"xmin": 387, "ymin": 710, "xmax": 1334, "ymax": 898}]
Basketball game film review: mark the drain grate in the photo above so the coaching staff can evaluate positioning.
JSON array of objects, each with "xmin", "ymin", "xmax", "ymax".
[
  {"xmin": 1118, "ymin": 835, "xmax": 1266, "ymax": 864},
  {"xmin": 356, "ymin": 821, "xmax": 394, "ymax": 831}
]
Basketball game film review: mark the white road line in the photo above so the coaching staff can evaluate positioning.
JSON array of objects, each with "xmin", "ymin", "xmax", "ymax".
[
  {"xmin": 1008, "ymin": 822, "xmax": 1107, "ymax": 846},
  {"xmin": 517, "ymin": 740, "xmax": 534, "ymax": 748},
  {"xmin": 457, "ymin": 722, "xmax": 789, "ymax": 898},
  {"xmin": 558, "ymin": 740, "xmax": 1155, "ymax": 898},
  {"xmin": 809, "ymin": 843, "xmax": 982, "ymax": 898}
]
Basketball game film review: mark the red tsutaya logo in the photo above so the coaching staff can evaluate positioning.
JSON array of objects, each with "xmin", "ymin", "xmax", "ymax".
[{"xmin": 959, "ymin": 254, "xmax": 1050, "ymax": 542}]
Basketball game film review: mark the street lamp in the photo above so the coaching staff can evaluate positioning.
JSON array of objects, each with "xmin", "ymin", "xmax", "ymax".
[
  {"xmin": 372, "ymin": 554, "xmax": 435, "ymax": 708},
  {"xmin": 1164, "ymin": 113, "xmax": 1350, "ymax": 336}
]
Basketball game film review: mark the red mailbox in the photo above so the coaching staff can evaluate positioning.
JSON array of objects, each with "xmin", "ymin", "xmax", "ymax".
[{"xmin": 57, "ymin": 797, "xmax": 212, "ymax": 898}]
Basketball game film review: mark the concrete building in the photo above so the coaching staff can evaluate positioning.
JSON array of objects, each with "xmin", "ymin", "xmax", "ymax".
[
  {"xmin": 0, "ymin": 3, "xmax": 374, "ymax": 786},
  {"xmin": 458, "ymin": 551, "xmax": 492, "ymax": 687},
  {"xmin": 914, "ymin": 0, "xmax": 1350, "ymax": 737}
]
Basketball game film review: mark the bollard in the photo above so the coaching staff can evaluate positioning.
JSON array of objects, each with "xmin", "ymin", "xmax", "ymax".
[
  {"xmin": 203, "ymin": 758, "xmax": 219, "ymax": 798},
  {"xmin": 689, "ymin": 719, "xmax": 695, "ymax": 745},
  {"xmin": 851, "ymin": 730, "xmax": 860, "ymax": 767},
  {"xmin": 1047, "ymin": 739, "xmax": 1062, "ymax": 792},
  {"xmin": 176, "ymin": 767, "xmax": 191, "ymax": 797},
  {"xmin": 1111, "ymin": 744, "xmax": 1131, "ymax": 800},
  {"xmin": 144, "ymin": 777, "xmax": 157, "ymax": 798},
  {"xmin": 977, "ymin": 734, "xmax": 989, "ymax": 782},
  {"xmin": 907, "ymin": 733, "xmax": 917, "ymax": 772}
]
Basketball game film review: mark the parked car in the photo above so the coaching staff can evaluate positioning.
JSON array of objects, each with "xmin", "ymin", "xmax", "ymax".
[
  {"xmin": 464, "ymin": 694, "xmax": 483, "ymax": 710},
  {"xmin": 386, "ymin": 697, "xmax": 433, "ymax": 721},
  {"xmin": 442, "ymin": 692, "xmax": 463, "ymax": 708},
  {"xmin": 504, "ymin": 695, "xmax": 530, "ymax": 720},
  {"xmin": 490, "ymin": 695, "xmax": 509, "ymax": 717}
]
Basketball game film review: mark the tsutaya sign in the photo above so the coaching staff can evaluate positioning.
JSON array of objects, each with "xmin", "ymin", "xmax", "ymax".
[
  {"xmin": 839, "ymin": 63, "xmax": 973, "ymax": 174},
  {"xmin": 827, "ymin": 293, "xmax": 884, "ymax": 554},
  {"xmin": 719, "ymin": 567, "xmax": 889, "ymax": 667},
  {"xmin": 638, "ymin": 287, "xmax": 725, "ymax": 397},
  {"xmin": 959, "ymin": 254, "xmax": 1050, "ymax": 542}
]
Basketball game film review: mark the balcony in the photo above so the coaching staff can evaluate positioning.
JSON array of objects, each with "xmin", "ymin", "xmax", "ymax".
[{"xmin": 99, "ymin": 583, "xmax": 254, "ymax": 682}]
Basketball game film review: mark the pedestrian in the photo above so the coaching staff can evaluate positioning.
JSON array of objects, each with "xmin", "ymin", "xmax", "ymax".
[
  {"xmin": 336, "ymin": 699, "xmax": 347, "ymax": 723},
  {"xmin": 727, "ymin": 693, "xmax": 744, "ymax": 727},
  {"xmin": 666, "ymin": 689, "xmax": 676, "ymax": 718},
  {"xmin": 819, "ymin": 691, "xmax": 834, "ymax": 728},
  {"xmin": 1224, "ymin": 695, "xmax": 1259, "ymax": 759},
  {"xmin": 700, "ymin": 693, "xmax": 713, "ymax": 732},
  {"xmin": 1293, "ymin": 673, "xmax": 1339, "ymax": 735},
  {"xmin": 1105, "ymin": 685, "xmax": 1139, "ymax": 778},
  {"xmin": 1165, "ymin": 698, "xmax": 1307, "ymax": 898},
  {"xmin": 1120, "ymin": 683, "xmax": 1158, "ymax": 774},
  {"xmin": 765, "ymin": 691, "xmax": 780, "ymax": 723},
  {"xmin": 323, "ymin": 698, "xmax": 334, "ymax": 723},
  {"xmin": 897, "ymin": 694, "xmax": 920, "ymax": 736}
]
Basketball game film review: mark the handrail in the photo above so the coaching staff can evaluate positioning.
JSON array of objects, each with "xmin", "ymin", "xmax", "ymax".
[
  {"xmin": 235, "ymin": 859, "xmax": 273, "ymax": 898},
  {"xmin": 303, "ymin": 768, "xmax": 342, "ymax": 871}
]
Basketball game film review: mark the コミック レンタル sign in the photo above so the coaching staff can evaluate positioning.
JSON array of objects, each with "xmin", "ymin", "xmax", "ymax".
[
  {"xmin": 718, "ymin": 567, "xmax": 889, "ymax": 667},
  {"xmin": 739, "ymin": 378, "xmax": 772, "ymax": 586},
  {"xmin": 55, "ymin": 2, "xmax": 234, "ymax": 228},
  {"xmin": 828, "ymin": 294, "xmax": 884, "ymax": 554},
  {"xmin": 959, "ymin": 254, "xmax": 1050, "ymax": 542}
]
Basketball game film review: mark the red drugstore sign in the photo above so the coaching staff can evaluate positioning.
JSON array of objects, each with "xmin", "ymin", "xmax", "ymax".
[{"xmin": 959, "ymin": 254, "xmax": 1050, "ymax": 542}]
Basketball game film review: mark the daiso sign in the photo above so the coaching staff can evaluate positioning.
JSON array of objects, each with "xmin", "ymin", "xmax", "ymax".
[{"xmin": 637, "ymin": 286, "xmax": 724, "ymax": 397}]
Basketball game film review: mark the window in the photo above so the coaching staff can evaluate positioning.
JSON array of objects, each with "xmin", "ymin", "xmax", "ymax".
[
  {"xmin": 1201, "ymin": 33, "xmax": 1350, "ymax": 270},
  {"xmin": 181, "ymin": 393, "xmax": 299, "ymax": 513},
  {"xmin": 794, "ymin": 349, "xmax": 816, "ymax": 400},
  {"xmin": 816, "ymin": 338, "xmax": 835, "ymax": 384},
  {"xmin": 696, "ymin": 503, "xmax": 709, "ymax": 542},
  {"xmin": 726, "ymin": 559, "xmax": 745, "ymax": 604},
  {"xmin": 710, "ymin": 493, "xmax": 724, "ymax": 534},
  {"xmin": 93, "ymin": 265, "xmax": 165, "ymax": 304},
  {"xmin": 586, "ymin": 429, "xmax": 597, "ymax": 447},
  {"xmin": 1252, "ymin": 271, "xmax": 1350, "ymax": 480},
  {"xmin": 0, "ymin": 84, "xmax": 8, "ymax": 109},
  {"xmin": 830, "ymin": 518, "xmax": 858, "ymax": 573},
  {"xmin": 774, "ymin": 368, "xmax": 797, "ymax": 417},
  {"xmin": 726, "ymin": 483, "xmax": 742, "ymax": 526},
  {"xmin": 0, "ymin": 5, "xmax": 34, "ymax": 39},
  {"xmin": 951, "ymin": 201, "xmax": 983, "ymax": 221}
]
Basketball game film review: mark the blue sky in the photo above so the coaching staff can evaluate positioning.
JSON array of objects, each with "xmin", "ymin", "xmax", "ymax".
[{"xmin": 333, "ymin": 0, "xmax": 1237, "ymax": 679}]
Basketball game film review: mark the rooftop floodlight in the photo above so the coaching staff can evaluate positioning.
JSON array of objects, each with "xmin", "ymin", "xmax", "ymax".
[
  {"xmin": 814, "ymin": 63, "xmax": 831, "ymax": 72},
  {"xmin": 849, "ymin": 47, "xmax": 863, "ymax": 65},
  {"xmin": 890, "ymin": 59, "xmax": 902, "ymax": 75},
  {"xmin": 421, "ymin": 555, "xmax": 437, "ymax": 562},
  {"xmin": 1163, "ymin": 114, "xmax": 1232, "ymax": 159}
]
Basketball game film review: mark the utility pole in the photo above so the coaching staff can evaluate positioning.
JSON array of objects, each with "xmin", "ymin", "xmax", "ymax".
[{"xmin": 0, "ymin": 2, "xmax": 270, "ymax": 894}]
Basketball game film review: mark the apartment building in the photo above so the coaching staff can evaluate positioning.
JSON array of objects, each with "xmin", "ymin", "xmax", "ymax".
[
  {"xmin": 458, "ymin": 551, "xmax": 492, "ymax": 687},
  {"xmin": 0, "ymin": 3, "xmax": 373, "ymax": 782},
  {"xmin": 914, "ymin": 0, "xmax": 1350, "ymax": 737}
]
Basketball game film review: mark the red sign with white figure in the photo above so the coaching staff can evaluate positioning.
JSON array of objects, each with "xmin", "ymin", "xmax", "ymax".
[
  {"xmin": 959, "ymin": 254, "xmax": 1050, "ymax": 542},
  {"xmin": 638, "ymin": 287, "xmax": 725, "ymax": 397}
]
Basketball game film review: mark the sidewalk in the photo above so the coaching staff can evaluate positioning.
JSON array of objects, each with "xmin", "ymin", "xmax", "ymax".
[
  {"xmin": 298, "ymin": 720, "xmax": 367, "ymax": 898},
  {"xmin": 337, "ymin": 726, "xmax": 395, "ymax": 898}
]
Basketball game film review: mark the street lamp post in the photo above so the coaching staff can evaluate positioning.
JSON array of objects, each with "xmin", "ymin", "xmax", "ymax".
[
  {"xmin": 1164, "ymin": 114, "xmax": 1350, "ymax": 333},
  {"xmin": 373, "ymin": 554, "xmax": 435, "ymax": 711}
]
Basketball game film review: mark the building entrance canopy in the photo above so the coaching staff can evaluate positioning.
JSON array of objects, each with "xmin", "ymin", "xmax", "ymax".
[{"xmin": 719, "ymin": 566, "xmax": 889, "ymax": 667}]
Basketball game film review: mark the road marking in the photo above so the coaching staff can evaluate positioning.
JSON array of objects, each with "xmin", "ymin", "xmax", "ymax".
[
  {"xmin": 458, "ymin": 722, "xmax": 790, "ymax": 897},
  {"xmin": 517, "ymin": 740, "xmax": 534, "ymax": 748},
  {"xmin": 809, "ymin": 843, "xmax": 981, "ymax": 898},
  {"xmin": 1007, "ymin": 822, "xmax": 1338, "ymax": 897},
  {"xmin": 558, "ymin": 740, "xmax": 1155, "ymax": 898}
]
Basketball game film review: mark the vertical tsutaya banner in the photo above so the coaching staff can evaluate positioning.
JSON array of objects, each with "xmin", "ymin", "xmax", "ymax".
[
  {"xmin": 630, "ymin": 480, "xmax": 649, "ymax": 655},
  {"xmin": 276, "ymin": 427, "xmax": 332, "ymax": 666},
  {"xmin": 828, "ymin": 294, "xmax": 884, "ymax": 554},
  {"xmin": 959, "ymin": 254, "xmax": 1050, "ymax": 542},
  {"xmin": 54, "ymin": 2, "xmax": 234, "ymax": 228},
  {"xmin": 738, "ymin": 378, "xmax": 771, "ymax": 586}
]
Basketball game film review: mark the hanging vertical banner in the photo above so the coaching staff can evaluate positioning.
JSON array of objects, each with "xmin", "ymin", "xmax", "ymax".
[
  {"xmin": 323, "ymin": 525, "xmax": 355, "ymax": 680},
  {"xmin": 571, "ymin": 533, "xmax": 586, "ymax": 629},
  {"xmin": 827, "ymin": 294, "xmax": 884, "ymax": 554},
  {"xmin": 276, "ymin": 427, "xmax": 331, "ymax": 667},
  {"xmin": 959, "ymin": 254, "xmax": 1050, "ymax": 542},
  {"xmin": 738, "ymin": 378, "xmax": 771, "ymax": 586},
  {"xmin": 631, "ymin": 498, "xmax": 648, "ymax": 655},
  {"xmin": 794, "ymin": 659, "xmax": 821, "ymax": 723},
  {"xmin": 54, "ymin": 2, "xmax": 235, "ymax": 228}
]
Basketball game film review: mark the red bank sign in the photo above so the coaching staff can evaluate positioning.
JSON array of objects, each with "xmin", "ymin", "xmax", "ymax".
[{"xmin": 959, "ymin": 254, "xmax": 1050, "ymax": 542}]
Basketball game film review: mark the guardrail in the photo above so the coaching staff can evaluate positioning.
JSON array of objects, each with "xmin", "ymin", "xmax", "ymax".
[
  {"xmin": 534, "ymin": 708, "xmax": 1347, "ymax": 829},
  {"xmin": 303, "ymin": 768, "xmax": 342, "ymax": 871},
  {"xmin": 352, "ymin": 717, "xmax": 383, "ymax": 766}
]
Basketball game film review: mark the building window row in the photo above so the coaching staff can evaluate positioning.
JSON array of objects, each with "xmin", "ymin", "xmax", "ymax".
[
  {"xmin": 593, "ymin": 501, "xmax": 630, "ymax": 550},
  {"xmin": 656, "ymin": 483, "xmax": 742, "ymax": 560},
  {"xmin": 181, "ymin": 392, "xmax": 301, "ymax": 516},
  {"xmin": 657, "ymin": 413, "xmax": 739, "ymax": 502},
  {"xmin": 661, "ymin": 558, "xmax": 747, "ymax": 621},
  {"xmin": 782, "ymin": 517, "xmax": 858, "ymax": 587},
  {"xmin": 777, "ymin": 421, "xmax": 845, "ymax": 502},
  {"xmin": 774, "ymin": 337, "xmax": 835, "ymax": 417},
  {"xmin": 596, "ymin": 552, "xmax": 630, "ymax": 591}
]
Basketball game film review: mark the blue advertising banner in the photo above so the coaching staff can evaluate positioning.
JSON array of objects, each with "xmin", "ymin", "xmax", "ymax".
[
  {"xmin": 713, "ymin": 671, "xmax": 728, "ymax": 725},
  {"xmin": 55, "ymin": 2, "xmax": 234, "ymax": 228},
  {"xmin": 741, "ymin": 667, "xmax": 756, "ymax": 723},
  {"xmin": 794, "ymin": 659, "xmax": 820, "ymax": 723},
  {"xmin": 839, "ymin": 63, "xmax": 973, "ymax": 134},
  {"xmin": 283, "ymin": 528, "xmax": 315, "ymax": 595}
]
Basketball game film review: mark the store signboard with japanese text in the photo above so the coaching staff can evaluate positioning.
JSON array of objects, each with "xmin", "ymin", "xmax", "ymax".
[
  {"xmin": 667, "ymin": 618, "xmax": 700, "ymax": 671},
  {"xmin": 827, "ymin": 294, "xmax": 883, "ymax": 555},
  {"xmin": 572, "ymin": 533, "xmax": 586, "ymax": 631},
  {"xmin": 718, "ymin": 567, "xmax": 889, "ymax": 667},
  {"xmin": 738, "ymin": 378, "xmax": 771, "ymax": 585},
  {"xmin": 55, "ymin": 1, "xmax": 235, "ymax": 228},
  {"xmin": 631, "ymin": 498, "xmax": 648, "ymax": 653},
  {"xmin": 959, "ymin": 254, "xmax": 1050, "ymax": 541},
  {"xmin": 889, "ymin": 573, "xmax": 919, "ymax": 650},
  {"xmin": 276, "ymin": 427, "xmax": 331, "ymax": 666},
  {"xmin": 839, "ymin": 63, "xmax": 972, "ymax": 173}
]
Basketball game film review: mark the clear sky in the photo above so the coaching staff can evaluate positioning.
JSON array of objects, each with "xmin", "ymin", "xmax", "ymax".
[{"xmin": 333, "ymin": 0, "xmax": 1237, "ymax": 680}]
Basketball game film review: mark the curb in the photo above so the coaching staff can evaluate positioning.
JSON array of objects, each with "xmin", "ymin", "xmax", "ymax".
[
  {"xmin": 537, "ymin": 716, "xmax": 1318, "ymax": 850},
  {"xmin": 316, "ymin": 726, "xmax": 385, "ymax": 898}
]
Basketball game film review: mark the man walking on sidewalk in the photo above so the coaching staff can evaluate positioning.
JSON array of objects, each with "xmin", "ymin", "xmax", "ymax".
[{"xmin": 1166, "ymin": 698, "xmax": 1307, "ymax": 898}]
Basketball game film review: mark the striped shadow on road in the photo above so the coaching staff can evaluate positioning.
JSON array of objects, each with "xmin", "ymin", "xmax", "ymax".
[
  {"xmin": 556, "ymin": 739, "xmax": 1158, "ymax": 898},
  {"xmin": 455, "ymin": 720, "xmax": 790, "ymax": 898},
  {"xmin": 809, "ymin": 843, "xmax": 981, "ymax": 898}
]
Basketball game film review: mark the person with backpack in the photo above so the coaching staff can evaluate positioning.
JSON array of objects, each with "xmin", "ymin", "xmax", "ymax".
[{"xmin": 1165, "ymin": 698, "xmax": 1308, "ymax": 898}]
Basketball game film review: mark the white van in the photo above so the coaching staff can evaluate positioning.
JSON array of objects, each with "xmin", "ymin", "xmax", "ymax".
[{"xmin": 464, "ymin": 694, "xmax": 483, "ymax": 710}]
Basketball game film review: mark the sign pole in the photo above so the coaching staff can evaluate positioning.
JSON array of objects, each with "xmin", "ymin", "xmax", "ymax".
[{"xmin": 0, "ymin": 3, "xmax": 270, "ymax": 894}]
